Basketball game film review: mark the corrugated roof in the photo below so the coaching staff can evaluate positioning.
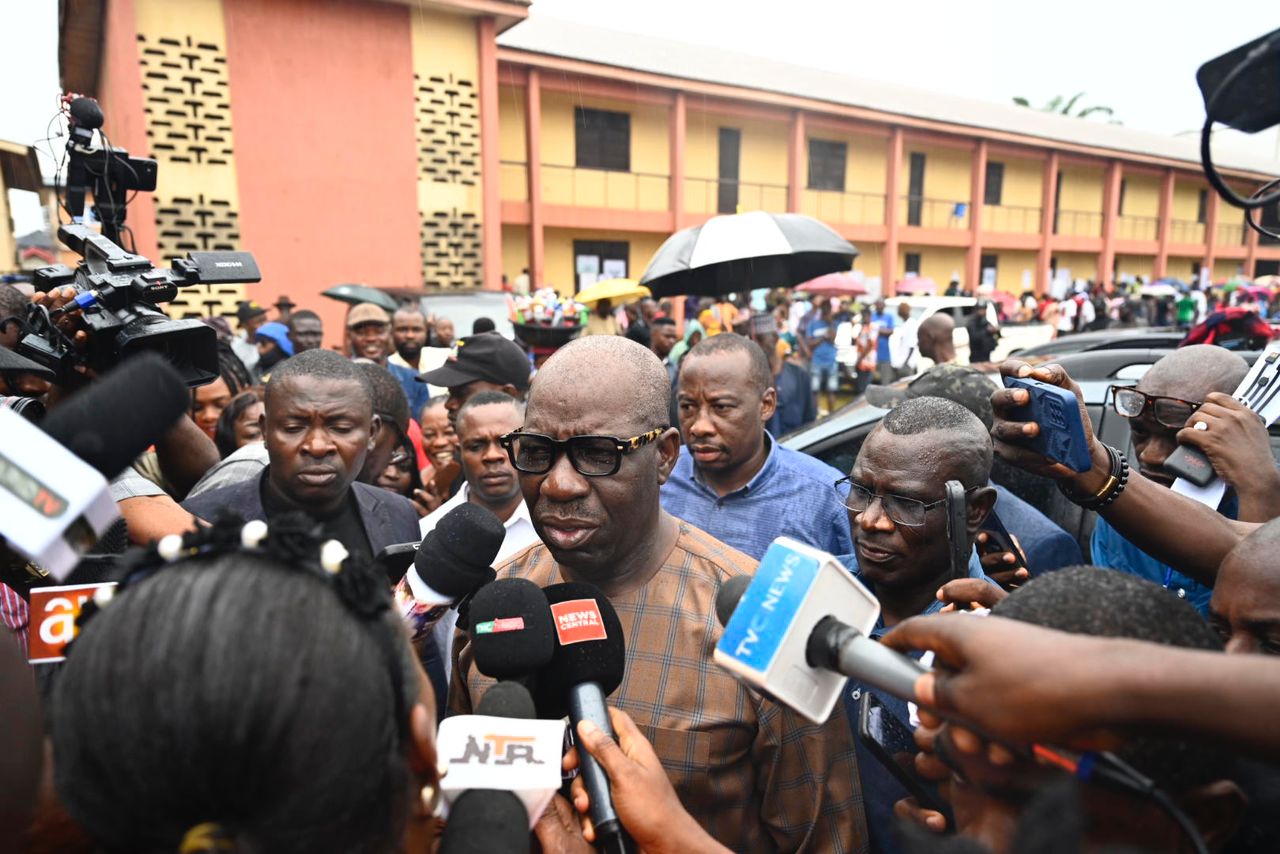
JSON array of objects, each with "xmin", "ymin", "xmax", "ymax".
[{"xmin": 498, "ymin": 17, "xmax": 1280, "ymax": 178}]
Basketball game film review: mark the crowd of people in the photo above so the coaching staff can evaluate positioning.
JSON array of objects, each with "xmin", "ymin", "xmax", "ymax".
[{"xmin": 5, "ymin": 265, "xmax": 1280, "ymax": 854}]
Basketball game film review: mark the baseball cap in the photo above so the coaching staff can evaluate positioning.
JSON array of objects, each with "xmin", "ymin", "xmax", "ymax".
[
  {"xmin": 254, "ymin": 322, "xmax": 295, "ymax": 356},
  {"xmin": 346, "ymin": 303, "xmax": 391, "ymax": 328},
  {"xmin": 236, "ymin": 300, "xmax": 267, "ymax": 324},
  {"xmin": 418, "ymin": 332, "xmax": 531, "ymax": 391},
  {"xmin": 864, "ymin": 364, "xmax": 997, "ymax": 429}
]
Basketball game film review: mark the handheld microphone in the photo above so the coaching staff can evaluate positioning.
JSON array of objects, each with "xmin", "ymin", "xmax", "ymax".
[
  {"xmin": 0, "ymin": 352, "xmax": 189, "ymax": 579},
  {"xmin": 468, "ymin": 578, "xmax": 556, "ymax": 682},
  {"xmin": 380, "ymin": 502, "xmax": 504, "ymax": 592},
  {"xmin": 714, "ymin": 537, "xmax": 927, "ymax": 722},
  {"xmin": 436, "ymin": 680, "xmax": 563, "ymax": 842},
  {"xmin": 538, "ymin": 582, "xmax": 631, "ymax": 852}
]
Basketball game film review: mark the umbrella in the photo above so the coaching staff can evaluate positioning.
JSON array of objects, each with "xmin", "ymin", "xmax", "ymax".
[
  {"xmin": 320, "ymin": 284, "xmax": 399, "ymax": 312},
  {"xmin": 1152, "ymin": 277, "xmax": 1189, "ymax": 290},
  {"xmin": 796, "ymin": 272, "xmax": 866, "ymax": 298},
  {"xmin": 894, "ymin": 277, "xmax": 938, "ymax": 296},
  {"xmin": 1139, "ymin": 283, "xmax": 1178, "ymax": 298},
  {"xmin": 1254, "ymin": 274, "xmax": 1280, "ymax": 289},
  {"xmin": 574, "ymin": 278, "xmax": 650, "ymax": 306},
  {"xmin": 640, "ymin": 211, "xmax": 857, "ymax": 297}
]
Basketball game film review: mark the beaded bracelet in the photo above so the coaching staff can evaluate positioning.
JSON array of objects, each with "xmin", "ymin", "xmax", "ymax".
[{"xmin": 1056, "ymin": 444, "xmax": 1129, "ymax": 510}]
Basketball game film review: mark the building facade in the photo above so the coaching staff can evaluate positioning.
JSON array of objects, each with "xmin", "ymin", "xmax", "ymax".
[{"xmin": 58, "ymin": 2, "xmax": 1280, "ymax": 342}]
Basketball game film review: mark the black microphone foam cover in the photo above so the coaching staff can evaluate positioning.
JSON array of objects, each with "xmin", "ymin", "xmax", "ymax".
[
  {"xmin": 41, "ymin": 352, "xmax": 189, "ymax": 480},
  {"xmin": 469, "ymin": 578, "xmax": 555, "ymax": 680},
  {"xmin": 475, "ymin": 680, "xmax": 536, "ymax": 720},
  {"xmin": 715, "ymin": 574, "xmax": 753, "ymax": 628},
  {"xmin": 536, "ymin": 582, "xmax": 626, "ymax": 719},
  {"xmin": 69, "ymin": 97, "xmax": 104, "ymax": 130},
  {"xmin": 438, "ymin": 789, "xmax": 529, "ymax": 854},
  {"xmin": 414, "ymin": 503, "xmax": 505, "ymax": 598}
]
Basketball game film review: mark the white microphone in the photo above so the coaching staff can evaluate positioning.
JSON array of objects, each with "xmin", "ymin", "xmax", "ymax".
[{"xmin": 714, "ymin": 537, "xmax": 928, "ymax": 723}]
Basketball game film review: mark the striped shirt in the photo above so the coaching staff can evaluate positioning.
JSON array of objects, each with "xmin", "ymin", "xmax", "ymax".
[{"xmin": 450, "ymin": 520, "xmax": 867, "ymax": 853}]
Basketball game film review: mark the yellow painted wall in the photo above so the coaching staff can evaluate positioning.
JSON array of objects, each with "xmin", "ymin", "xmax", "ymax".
[
  {"xmin": 543, "ymin": 227, "xmax": 669, "ymax": 296},
  {"xmin": 1165, "ymin": 255, "xmax": 1202, "ymax": 281},
  {"xmin": 0, "ymin": 181, "xmax": 14, "ymax": 273},
  {"xmin": 991, "ymin": 251, "xmax": 1039, "ymax": 294},
  {"xmin": 851, "ymin": 242, "xmax": 882, "ymax": 280},
  {"xmin": 410, "ymin": 8, "xmax": 481, "ymax": 218},
  {"xmin": 995, "ymin": 157, "xmax": 1043, "ymax": 208},
  {"xmin": 1114, "ymin": 254, "xmax": 1155, "ymax": 281},
  {"xmin": 900, "ymin": 245, "xmax": 967, "ymax": 286},
  {"xmin": 501, "ymin": 224, "xmax": 529, "ymax": 285},
  {"xmin": 797, "ymin": 131, "xmax": 886, "ymax": 224},
  {"xmin": 499, "ymin": 83, "xmax": 526, "ymax": 161},
  {"xmin": 684, "ymin": 109, "xmax": 789, "ymax": 214},
  {"xmin": 1120, "ymin": 174, "xmax": 1159, "ymax": 218},
  {"xmin": 1055, "ymin": 165, "xmax": 1104, "ymax": 237},
  {"xmin": 1171, "ymin": 180, "xmax": 1203, "ymax": 221},
  {"xmin": 1052, "ymin": 251, "xmax": 1099, "ymax": 282},
  {"xmin": 899, "ymin": 145, "xmax": 971, "ymax": 228}
]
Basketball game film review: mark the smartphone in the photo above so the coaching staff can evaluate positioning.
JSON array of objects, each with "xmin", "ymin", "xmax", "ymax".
[
  {"xmin": 1163, "ymin": 444, "xmax": 1216, "ymax": 487},
  {"xmin": 375, "ymin": 541, "xmax": 418, "ymax": 586},
  {"xmin": 979, "ymin": 511, "xmax": 1027, "ymax": 570},
  {"xmin": 943, "ymin": 480, "xmax": 969, "ymax": 578},
  {"xmin": 857, "ymin": 691, "xmax": 949, "ymax": 814},
  {"xmin": 1002, "ymin": 376, "xmax": 1093, "ymax": 472}
]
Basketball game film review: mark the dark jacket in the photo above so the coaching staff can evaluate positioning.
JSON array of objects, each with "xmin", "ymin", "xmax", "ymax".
[{"xmin": 182, "ymin": 469, "xmax": 420, "ymax": 554}]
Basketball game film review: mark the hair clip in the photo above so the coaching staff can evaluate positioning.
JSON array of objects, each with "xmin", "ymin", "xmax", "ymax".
[{"xmin": 241, "ymin": 519, "xmax": 269, "ymax": 549}]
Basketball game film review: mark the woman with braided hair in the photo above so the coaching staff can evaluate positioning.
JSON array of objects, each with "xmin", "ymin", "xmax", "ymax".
[{"xmin": 46, "ymin": 513, "xmax": 442, "ymax": 853}]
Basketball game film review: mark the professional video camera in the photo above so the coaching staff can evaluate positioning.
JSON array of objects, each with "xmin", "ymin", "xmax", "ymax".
[{"xmin": 18, "ymin": 96, "xmax": 260, "ymax": 387}]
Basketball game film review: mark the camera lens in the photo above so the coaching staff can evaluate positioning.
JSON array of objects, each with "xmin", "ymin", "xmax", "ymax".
[{"xmin": 0, "ymin": 396, "xmax": 46, "ymax": 422}]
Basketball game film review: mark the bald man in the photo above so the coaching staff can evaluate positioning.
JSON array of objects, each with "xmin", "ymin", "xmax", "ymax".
[
  {"xmin": 917, "ymin": 312, "xmax": 956, "ymax": 366},
  {"xmin": 449, "ymin": 335, "xmax": 865, "ymax": 853},
  {"xmin": 835, "ymin": 395, "xmax": 1000, "ymax": 852},
  {"xmin": 1093, "ymin": 344, "xmax": 1251, "ymax": 616}
]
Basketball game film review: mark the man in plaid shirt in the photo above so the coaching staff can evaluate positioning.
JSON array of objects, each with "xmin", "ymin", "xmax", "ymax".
[{"xmin": 450, "ymin": 335, "xmax": 867, "ymax": 853}]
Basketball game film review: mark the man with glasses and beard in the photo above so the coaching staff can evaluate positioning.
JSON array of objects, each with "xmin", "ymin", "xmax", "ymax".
[
  {"xmin": 1095, "ymin": 345, "xmax": 1253, "ymax": 616},
  {"xmin": 449, "ymin": 335, "xmax": 865, "ymax": 854}
]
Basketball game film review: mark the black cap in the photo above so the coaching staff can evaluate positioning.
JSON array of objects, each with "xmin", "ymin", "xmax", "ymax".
[
  {"xmin": 413, "ymin": 503, "xmax": 506, "ymax": 599},
  {"xmin": 469, "ymin": 578, "xmax": 556, "ymax": 680},
  {"xmin": 235, "ymin": 300, "xmax": 267, "ymax": 323},
  {"xmin": 475, "ymin": 680, "xmax": 537, "ymax": 719},
  {"xmin": 418, "ymin": 332, "xmax": 531, "ymax": 391},
  {"xmin": 864, "ymin": 364, "xmax": 997, "ymax": 430},
  {"xmin": 535, "ymin": 582, "xmax": 626, "ymax": 719}
]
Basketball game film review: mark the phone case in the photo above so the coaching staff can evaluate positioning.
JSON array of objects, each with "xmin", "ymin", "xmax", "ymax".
[
  {"xmin": 1164, "ymin": 444, "xmax": 1216, "ymax": 487},
  {"xmin": 857, "ymin": 692, "xmax": 948, "ymax": 814},
  {"xmin": 1002, "ymin": 376, "xmax": 1093, "ymax": 472}
]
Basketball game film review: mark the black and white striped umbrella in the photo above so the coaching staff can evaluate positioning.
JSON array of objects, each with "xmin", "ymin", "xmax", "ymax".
[{"xmin": 640, "ymin": 211, "xmax": 858, "ymax": 297}]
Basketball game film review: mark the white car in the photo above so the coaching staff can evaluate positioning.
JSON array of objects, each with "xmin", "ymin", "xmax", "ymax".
[{"xmin": 884, "ymin": 296, "xmax": 1053, "ymax": 366}]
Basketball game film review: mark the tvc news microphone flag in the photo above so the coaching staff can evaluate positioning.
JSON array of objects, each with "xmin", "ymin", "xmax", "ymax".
[
  {"xmin": 435, "ymin": 714, "xmax": 564, "ymax": 830},
  {"xmin": 715, "ymin": 537, "xmax": 880, "ymax": 723}
]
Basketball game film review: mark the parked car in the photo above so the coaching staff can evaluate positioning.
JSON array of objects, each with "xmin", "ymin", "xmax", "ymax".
[
  {"xmin": 1010, "ymin": 327, "xmax": 1185, "ymax": 360},
  {"xmin": 378, "ymin": 287, "xmax": 515, "ymax": 340},
  {"xmin": 885, "ymin": 296, "xmax": 1054, "ymax": 365},
  {"xmin": 780, "ymin": 348, "xmax": 1279, "ymax": 557}
]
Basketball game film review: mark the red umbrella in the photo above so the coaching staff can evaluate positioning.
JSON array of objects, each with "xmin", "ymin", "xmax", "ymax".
[
  {"xmin": 894, "ymin": 277, "xmax": 938, "ymax": 296},
  {"xmin": 796, "ymin": 272, "xmax": 866, "ymax": 297}
]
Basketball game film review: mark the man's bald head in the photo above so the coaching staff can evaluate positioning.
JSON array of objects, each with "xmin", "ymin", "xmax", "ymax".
[
  {"xmin": 1139, "ymin": 345, "xmax": 1249, "ymax": 402},
  {"xmin": 917, "ymin": 313, "xmax": 956, "ymax": 362},
  {"xmin": 530, "ymin": 335, "xmax": 671, "ymax": 430}
]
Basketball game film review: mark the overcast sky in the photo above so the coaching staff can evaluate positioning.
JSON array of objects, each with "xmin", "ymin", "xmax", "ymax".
[{"xmin": 3, "ymin": 0, "xmax": 1276, "ymax": 235}]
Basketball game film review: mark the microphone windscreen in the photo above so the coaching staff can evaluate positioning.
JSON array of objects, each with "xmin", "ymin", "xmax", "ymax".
[
  {"xmin": 469, "ymin": 578, "xmax": 555, "ymax": 680},
  {"xmin": 438, "ymin": 790, "xmax": 529, "ymax": 854},
  {"xmin": 536, "ymin": 582, "xmax": 625, "ymax": 719},
  {"xmin": 715, "ymin": 575, "xmax": 753, "ymax": 627},
  {"xmin": 414, "ymin": 503, "xmax": 505, "ymax": 598},
  {"xmin": 41, "ymin": 352, "xmax": 189, "ymax": 480},
  {"xmin": 475, "ymin": 680, "xmax": 537, "ymax": 720},
  {"xmin": 68, "ymin": 97, "xmax": 104, "ymax": 130}
]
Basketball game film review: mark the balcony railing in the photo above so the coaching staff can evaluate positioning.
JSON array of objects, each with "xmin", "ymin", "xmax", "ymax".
[
  {"xmin": 1054, "ymin": 209, "xmax": 1103, "ymax": 237},
  {"xmin": 499, "ymin": 160, "xmax": 527, "ymax": 202},
  {"xmin": 684, "ymin": 176, "xmax": 789, "ymax": 215},
  {"xmin": 539, "ymin": 164, "xmax": 671, "ymax": 211},
  {"xmin": 1216, "ymin": 221, "xmax": 1246, "ymax": 247},
  {"xmin": 1169, "ymin": 219, "xmax": 1205, "ymax": 245},
  {"xmin": 802, "ymin": 189, "xmax": 886, "ymax": 225},
  {"xmin": 900, "ymin": 196, "xmax": 969, "ymax": 229},
  {"xmin": 1115, "ymin": 215, "xmax": 1159, "ymax": 242},
  {"xmin": 982, "ymin": 204, "xmax": 1042, "ymax": 234}
]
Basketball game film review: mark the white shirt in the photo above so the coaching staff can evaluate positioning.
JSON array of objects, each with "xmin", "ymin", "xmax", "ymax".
[
  {"xmin": 389, "ymin": 347, "xmax": 452, "ymax": 397},
  {"xmin": 408, "ymin": 485, "xmax": 540, "ymax": 682},
  {"xmin": 889, "ymin": 317, "xmax": 920, "ymax": 370}
]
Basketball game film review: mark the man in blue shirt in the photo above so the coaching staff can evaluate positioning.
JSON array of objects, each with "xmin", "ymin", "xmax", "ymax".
[
  {"xmin": 871, "ymin": 298, "xmax": 896, "ymax": 384},
  {"xmin": 805, "ymin": 298, "xmax": 839, "ymax": 415},
  {"xmin": 1092, "ymin": 345, "xmax": 1250, "ymax": 616},
  {"xmin": 345, "ymin": 303, "xmax": 431, "ymax": 420},
  {"xmin": 835, "ymin": 396, "xmax": 999, "ymax": 854},
  {"xmin": 661, "ymin": 333, "xmax": 851, "ymax": 560},
  {"xmin": 749, "ymin": 315, "xmax": 817, "ymax": 436}
]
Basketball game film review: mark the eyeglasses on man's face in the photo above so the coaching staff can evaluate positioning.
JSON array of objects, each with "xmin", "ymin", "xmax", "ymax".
[
  {"xmin": 834, "ymin": 476, "xmax": 975, "ymax": 527},
  {"xmin": 499, "ymin": 427, "xmax": 667, "ymax": 477},
  {"xmin": 1108, "ymin": 385, "xmax": 1202, "ymax": 430}
]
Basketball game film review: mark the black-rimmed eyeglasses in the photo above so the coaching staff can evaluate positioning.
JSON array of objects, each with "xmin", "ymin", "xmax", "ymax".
[{"xmin": 500, "ymin": 427, "xmax": 667, "ymax": 477}]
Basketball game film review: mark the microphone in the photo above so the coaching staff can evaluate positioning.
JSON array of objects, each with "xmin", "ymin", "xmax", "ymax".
[
  {"xmin": 468, "ymin": 578, "xmax": 556, "ymax": 682},
  {"xmin": 380, "ymin": 502, "xmax": 504, "ymax": 594},
  {"xmin": 0, "ymin": 353, "xmax": 189, "ymax": 579},
  {"xmin": 64, "ymin": 97, "xmax": 103, "ymax": 221},
  {"xmin": 714, "ymin": 537, "xmax": 927, "ymax": 723},
  {"xmin": 68, "ymin": 97, "xmax": 104, "ymax": 131},
  {"xmin": 436, "ymin": 680, "xmax": 563, "ymax": 844},
  {"xmin": 538, "ymin": 582, "xmax": 631, "ymax": 852}
]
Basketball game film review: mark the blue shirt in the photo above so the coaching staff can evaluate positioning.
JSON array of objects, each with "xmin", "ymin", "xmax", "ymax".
[
  {"xmin": 660, "ymin": 434, "xmax": 853, "ymax": 560},
  {"xmin": 766, "ymin": 361, "xmax": 818, "ymax": 437},
  {"xmin": 991, "ymin": 484, "xmax": 1082, "ymax": 574},
  {"xmin": 806, "ymin": 318, "xmax": 837, "ymax": 368},
  {"xmin": 872, "ymin": 311, "xmax": 896, "ymax": 362},
  {"xmin": 1092, "ymin": 515, "xmax": 1216, "ymax": 616},
  {"xmin": 837, "ymin": 547, "xmax": 996, "ymax": 854},
  {"xmin": 387, "ymin": 361, "xmax": 432, "ymax": 423}
]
